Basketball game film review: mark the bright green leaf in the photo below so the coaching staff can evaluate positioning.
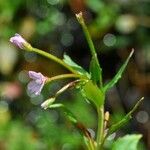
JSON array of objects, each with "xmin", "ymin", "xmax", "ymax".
[
  {"xmin": 89, "ymin": 55, "xmax": 102, "ymax": 86},
  {"xmin": 103, "ymin": 49, "xmax": 134, "ymax": 92},
  {"xmin": 108, "ymin": 97, "xmax": 144, "ymax": 135},
  {"xmin": 108, "ymin": 114, "xmax": 131, "ymax": 135},
  {"xmin": 83, "ymin": 80, "xmax": 104, "ymax": 107},
  {"xmin": 63, "ymin": 54, "xmax": 90, "ymax": 77},
  {"xmin": 112, "ymin": 134, "xmax": 142, "ymax": 150}
]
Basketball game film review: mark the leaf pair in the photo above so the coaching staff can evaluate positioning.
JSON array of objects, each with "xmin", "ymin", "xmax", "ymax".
[
  {"xmin": 63, "ymin": 49, "xmax": 134, "ymax": 109},
  {"xmin": 64, "ymin": 48, "xmax": 134, "ymax": 94},
  {"xmin": 63, "ymin": 54, "xmax": 104, "ymax": 107}
]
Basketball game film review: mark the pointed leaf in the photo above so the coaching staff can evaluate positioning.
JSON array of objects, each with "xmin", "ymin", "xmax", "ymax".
[
  {"xmin": 112, "ymin": 134, "xmax": 142, "ymax": 150},
  {"xmin": 63, "ymin": 54, "xmax": 90, "ymax": 77},
  {"xmin": 104, "ymin": 50, "xmax": 134, "ymax": 92},
  {"xmin": 108, "ymin": 114, "xmax": 131, "ymax": 135},
  {"xmin": 108, "ymin": 97, "xmax": 144, "ymax": 135},
  {"xmin": 90, "ymin": 55, "xmax": 102, "ymax": 86},
  {"xmin": 83, "ymin": 80, "xmax": 104, "ymax": 107}
]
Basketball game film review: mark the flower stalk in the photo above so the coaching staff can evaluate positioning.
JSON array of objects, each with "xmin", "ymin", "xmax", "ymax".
[
  {"xmin": 29, "ymin": 47, "xmax": 78, "ymax": 74},
  {"xmin": 41, "ymin": 79, "xmax": 81, "ymax": 109},
  {"xmin": 76, "ymin": 12, "xmax": 97, "ymax": 57},
  {"xmin": 96, "ymin": 106, "xmax": 104, "ymax": 150},
  {"xmin": 46, "ymin": 74, "xmax": 82, "ymax": 83},
  {"xmin": 10, "ymin": 34, "xmax": 80, "ymax": 75},
  {"xmin": 76, "ymin": 12, "xmax": 102, "ymax": 88}
]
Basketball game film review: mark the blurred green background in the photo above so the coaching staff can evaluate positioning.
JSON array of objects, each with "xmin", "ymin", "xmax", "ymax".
[{"xmin": 0, "ymin": 0, "xmax": 149, "ymax": 149}]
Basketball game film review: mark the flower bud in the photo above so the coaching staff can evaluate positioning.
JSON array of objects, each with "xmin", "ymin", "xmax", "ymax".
[
  {"xmin": 104, "ymin": 111, "xmax": 110, "ymax": 121},
  {"xmin": 76, "ymin": 12, "xmax": 84, "ymax": 24},
  {"xmin": 41, "ymin": 97, "xmax": 55, "ymax": 110},
  {"xmin": 10, "ymin": 33, "xmax": 31, "ymax": 50}
]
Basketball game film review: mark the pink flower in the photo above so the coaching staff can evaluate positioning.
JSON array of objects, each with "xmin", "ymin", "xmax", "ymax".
[
  {"xmin": 27, "ymin": 71, "xmax": 47, "ymax": 95},
  {"xmin": 10, "ymin": 33, "xmax": 27, "ymax": 49}
]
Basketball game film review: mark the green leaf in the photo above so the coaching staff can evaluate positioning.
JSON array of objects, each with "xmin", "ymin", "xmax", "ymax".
[
  {"xmin": 108, "ymin": 97, "xmax": 144, "ymax": 135},
  {"xmin": 83, "ymin": 80, "xmax": 104, "ymax": 107},
  {"xmin": 89, "ymin": 55, "xmax": 102, "ymax": 86},
  {"xmin": 103, "ymin": 50, "xmax": 134, "ymax": 92},
  {"xmin": 108, "ymin": 114, "xmax": 131, "ymax": 135},
  {"xmin": 63, "ymin": 54, "xmax": 90, "ymax": 77},
  {"xmin": 112, "ymin": 134, "xmax": 142, "ymax": 150}
]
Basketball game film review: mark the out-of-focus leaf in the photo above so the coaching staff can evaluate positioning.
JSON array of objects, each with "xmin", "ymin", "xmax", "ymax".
[
  {"xmin": 29, "ymin": 111, "xmax": 82, "ymax": 149},
  {"xmin": 0, "ymin": 42, "xmax": 18, "ymax": 75},
  {"xmin": 89, "ymin": 55, "xmax": 102, "ymax": 86},
  {"xmin": 48, "ymin": 103, "xmax": 91, "ymax": 139},
  {"xmin": 63, "ymin": 54, "xmax": 90, "ymax": 77},
  {"xmin": 48, "ymin": 103, "xmax": 77, "ymax": 124},
  {"xmin": 83, "ymin": 80, "xmax": 104, "ymax": 107},
  {"xmin": 6, "ymin": 122, "xmax": 40, "ymax": 150},
  {"xmin": 86, "ymin": 0, "xmax": 104, "ymax": 13},
  {"xmin": 103, "ymin": 50, "xmax": 134, "ymax": 92},
  {"xmin": 108, "ymin": 97, "xmax": 144, "ymax": 135},
  {"xmin": 112, "ymin": 134, "xmax": 142, "ymax": 150}
]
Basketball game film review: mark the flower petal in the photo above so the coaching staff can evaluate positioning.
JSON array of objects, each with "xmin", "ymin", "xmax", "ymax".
[
  {"xmin": 10, "ymin": 33, "xmax": 27, "ymax": 49},
  {"xmin": 27, "ymin": 81, "xmax": 44, "ymax": 95},
  {"xmin": 27, "ymin": 80, "xmax": 37, "ymax": 91},
  {"xmin": 27, "ymin": 71, "xmax": 47, "ymax": 95},
  {"xmin": 28, "ymin": 71, "xmax": 42, "ymax": 80}
]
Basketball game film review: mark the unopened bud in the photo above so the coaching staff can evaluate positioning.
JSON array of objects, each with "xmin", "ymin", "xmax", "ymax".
[
  {"xmin": 104, "ymin": 111, "xmax": 110, "ymax": 121},
  {"xmin": 41, "ymin": 97, "xmax": 55, "ymax": 110},
  {"xmin": 76, "ymin": 12, "xmax": 84, "ymax": 24},
  {"xmin": 10, "ymin": 33, "xmax": 32, "ymax": 50},
  {"xmin": 56, "ymin": 80, "xmax": 79, "ymax": 97}
]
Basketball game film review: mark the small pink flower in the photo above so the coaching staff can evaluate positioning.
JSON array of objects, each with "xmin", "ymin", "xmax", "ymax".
[
  {"xmin": 10, "ymin": 33, "xmax": 27, "ymax": 49},
  {"xmin": 27, "ymin": 71, "xmax": 47, "ymax": 95}
]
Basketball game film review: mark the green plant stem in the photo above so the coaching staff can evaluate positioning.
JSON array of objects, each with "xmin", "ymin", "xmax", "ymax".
[
  {"xmin": 26, "ymin": 46, "xmax": 78, "ymax": 74},
  {"xmin": 85, "ymin": 138, "xmax": 95, "ymax": 150},
  {"xmin": 78, "ymin": 15, "xmax": 102, "ymax": 87},
  {"xmin": 46, "ymin": 74, "xmax": 81, "ymax": 83},
  {"xmin": 89, "ymin": 139, "xmax": 96, "ymax": 150},
  {"xmin": 81, "ymin": 22, "xmax": 96, "ymax": 57},
  {"xmin": 96, "ymin": 106, "xmax": 104, "ymax": 150}
]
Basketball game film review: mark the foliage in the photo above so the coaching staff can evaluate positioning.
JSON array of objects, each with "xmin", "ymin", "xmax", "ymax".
[
  {"xmin": 112, "ymin": 134, "xmax": 142, "ymax": 150},
  {"xmin": 0, "ymin": 0, "xmax": 149, "ymax": 149},
  {"xmin": 9, "ymin": 12, "xmax": 144, "ymax": 150}
]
